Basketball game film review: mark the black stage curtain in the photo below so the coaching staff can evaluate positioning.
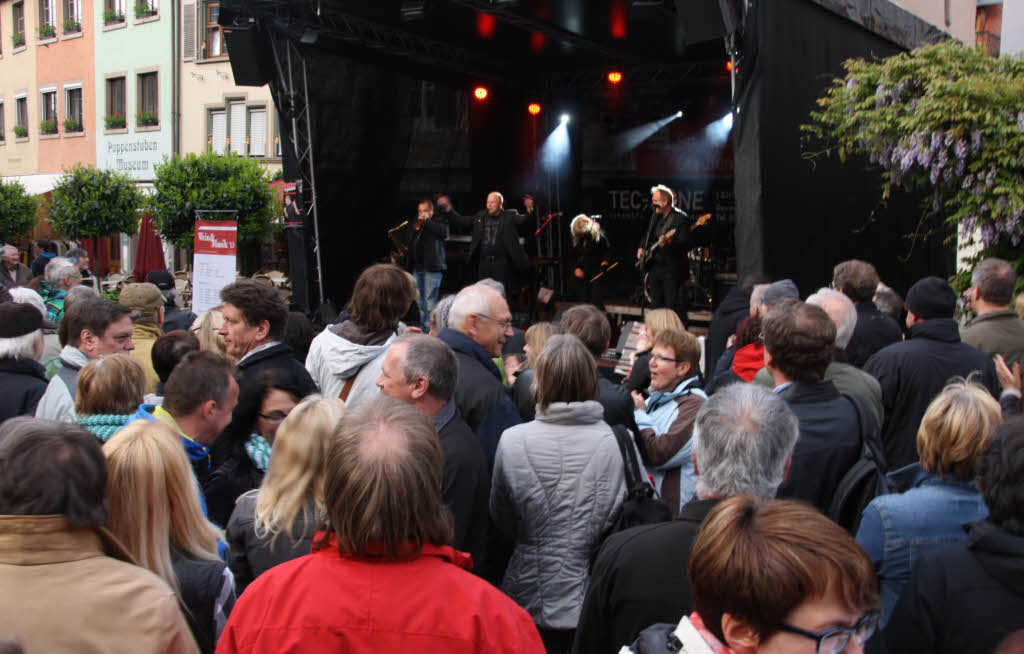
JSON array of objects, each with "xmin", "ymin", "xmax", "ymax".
[{"xmin": 733, "ymin": 0, "xmax": 954, "ymax": 296}]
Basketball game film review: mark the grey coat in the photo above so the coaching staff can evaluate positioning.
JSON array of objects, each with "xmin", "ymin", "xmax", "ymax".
[{"xmin": 490, "ymin": 400, "xmax": 628, "ymax": 630}]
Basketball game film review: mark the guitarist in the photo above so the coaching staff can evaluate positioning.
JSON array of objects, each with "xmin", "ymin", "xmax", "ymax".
[{"xmin": 638, "ymin": 184, "xmax": 691, "ymax": 320}]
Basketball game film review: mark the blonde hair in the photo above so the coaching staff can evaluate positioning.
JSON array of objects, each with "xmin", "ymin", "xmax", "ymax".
[
  {"xmin": 1015, "ymin": 294, "xmax": 1024, "ymax": 320},
  {"xmin": 524, "ymin": 322, "xmax": 558, "ymax": 367},
  {"xmin": 917, "ymin": 378, "xmax": 1002, "ymax": 480},
  {"xmin": 75, "ymin": 354, "xmax": 146, "ymax": 415},
  {"xmin": 570, "ymin": 214, "xmax": 601, "ymax": 245},
  {"xmin": 191, "ymin": 309, "xmax": 237, "ymax": 364},
  {"xmin": 644, "ymin": 308, "xmax": 685, "ymax": 346},
  {"xmin": 254, "ymin": 395, "xmax": 346, "ymax": 545},
  {"xmin": 103, "ymin": 420, "xmax": 222, "ymax": 595}
]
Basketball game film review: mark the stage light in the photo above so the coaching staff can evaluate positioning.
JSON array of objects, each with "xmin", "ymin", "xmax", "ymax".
[
  {"xmin": 528, "ymin": 103, "xmax": 542, "ymax": 116},
  {"xmin": 676, "ymin": 110, "xmax": 683, "ymax": 118},
  {"xmin": 725, "ymin": 60, "xmax": 734, "ymax": 72},
  {"xmin": 706, "ymin": 111, "xmax": 734, "ymax": 145},
  {"xmin": 560, "ymin": 113, "xmax": 570, "ymax": 124},
  {"xmin": 611, "ymin": 110, "xmax": 685, "ymax": 155},
  {"xmin": 473, "ymin": 86, "xmax": 489, "ymax": 101},
  {"xmin": 607, "ymin": 71, "xmax": 623, "ymax": 84}
]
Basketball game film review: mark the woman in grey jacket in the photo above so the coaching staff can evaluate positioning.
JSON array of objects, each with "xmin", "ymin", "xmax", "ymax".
[{"xmin": 491, "ymin": 334, "xmax": 630, "ymax": 653}]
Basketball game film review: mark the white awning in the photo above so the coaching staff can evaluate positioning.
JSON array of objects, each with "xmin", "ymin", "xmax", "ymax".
[{"xmin": 2, "ymin": 173, "xmax": 63, "ymax": 195}]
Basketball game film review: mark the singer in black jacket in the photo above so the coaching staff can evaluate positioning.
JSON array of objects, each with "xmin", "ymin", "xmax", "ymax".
[
  {"xmin": 638, "ymin": 185, "xmax": 691, "ymax": 321},
  {"xmin": 452, "ymin": 191, "xmax": 529, "ymax": 295}
]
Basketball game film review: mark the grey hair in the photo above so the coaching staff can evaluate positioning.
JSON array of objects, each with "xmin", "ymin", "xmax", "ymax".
[
  {"xmin": 64, "ymin": 284, "xmax": 99, "ymax": 310},
  {"xmin": 0, "ymin": 244, "xmax": 17, "ymax": 257},
  {"xmin": 750, "ymin": 283, "xmax": 770, "ymax": 312},
  {"xmin": 448, "ymin": 284, "xmax": 500, "ymax": 332},
  {"xmin": 44, "ymin": 257, "xmax": 79, "ymax": 287},
  {"xmin": 394, "ymin": 333, "xmax": 458, "ymax": 401},
  {"xmin": 807, "ymin": 287, "xmax": 857, "ymax": 349},
  {"xmin": 972, "ymin": 258, "xmax": 1016, "ymax": 306},
  {"xmin": 431, "ymin": 295, "xmax": 456, "ymax": 332},
  {"xmin": 0, "ymin": 331, "xmax": 42, "ymax": 360},
  {"xmin": 692, "ymin": 383, "xmax": 799, "ymax": 500},
  {"xmin": 64, "ymin": 248, "xmax": 88, "ymax": 264},
  {"xmin": 7, "ymin": 287, "xmax": 47, "ymax": 320},
  {"xmin": 488, "ymin": 190, "xmax": 504, "ymax": 205},
  {"xmin": 650, "ymin": 184, "xmax": 675, "ymax": 204},
  {"xmin": 476, "ymin": 278, "xmax": 505, "ymax": 298}
]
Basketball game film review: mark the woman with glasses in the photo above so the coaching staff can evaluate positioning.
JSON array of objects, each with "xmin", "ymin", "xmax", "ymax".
[
  {"xmin": 625, "ymin": 496, "xmax": 880, "ymax": 654},
  {"xmin": 491, "ymin": 334, "xmax": 630, "ymax": 653},
  {"xmin": 623, "ymin": 308, "xmax": 686, "ymax": 396},
  {"xmin": 225, "ymin": 395, "xmax": 345, "ymax": 594},
  {"xmin": 202, "ymin": 369, "xmax": 308, "ymax": 527}
]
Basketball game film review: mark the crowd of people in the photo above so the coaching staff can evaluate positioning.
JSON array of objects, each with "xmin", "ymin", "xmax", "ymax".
[{"xmin": 1, "ymin": 238, "xmax": 1023, "ymax": 654}]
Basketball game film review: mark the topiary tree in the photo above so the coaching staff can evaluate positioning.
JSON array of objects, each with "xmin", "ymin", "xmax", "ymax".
[
  {"xmin": 149, "ymin": 152, "xmax": 278, "ymax": 250},
  {"xmin": 802, "ymin": 40, "xmax": 1024, "ymax": 290},
  {"xmin": 49, "ymin": 165, "xmax": 143, "ymax": 267},
  {"xmin": 0, "ymin": 177, "xmax": 40, "ymax": 243}
]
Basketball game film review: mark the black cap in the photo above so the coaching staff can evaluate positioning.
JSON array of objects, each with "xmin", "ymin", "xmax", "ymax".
[
  {"xmin": 906, "ymin": 276, "xmax": 956, "ymax": 320},
  {"xmin": 146, "ymin": 270, "xmax": 175, "ymax": 291},
  {"xmin": 0, "ymin": 302, "xmax": 43, "ymax": 338}
]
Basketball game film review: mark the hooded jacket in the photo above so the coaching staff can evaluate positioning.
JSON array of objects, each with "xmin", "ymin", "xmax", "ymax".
[
  {"xmin": 885, "ymin": 520, "xmax": 1024, "ymax": 654},
  {"xmin": 864, "ymin": 318, "xmax": 999, "ymax": 470},
  {"xmin": 35, "ymin": 344, "xmax": 90, "ymax": 422},
  {"xmin": 305, "ymin": 321, "xmax": 394, "ymax": 403},
  {"xmin": 0, "ymin": 356, "xmax": 48, "ymax": 424},
  {"xmin": 491, "ymin": 400, "xmax": 628, "ymax": 630}
]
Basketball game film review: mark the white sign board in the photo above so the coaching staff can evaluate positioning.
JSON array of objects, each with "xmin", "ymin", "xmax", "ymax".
[{"xmin": 192, "ymin": 221, "xmax": 237, "ymax": 314}]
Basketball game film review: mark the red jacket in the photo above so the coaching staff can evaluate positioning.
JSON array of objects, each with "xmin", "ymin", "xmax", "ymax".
[
  {"xmin": 731, "ymin": 342, "xmax": 766, "ymax": 382},
  {"xmin": 216, "ymin": 537, "xmax": 545, "ymax": 654}
]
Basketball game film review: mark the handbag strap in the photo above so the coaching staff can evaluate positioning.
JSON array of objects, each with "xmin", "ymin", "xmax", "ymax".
[{"xmin": 611, "ymin": 424, "xmax": 643, "ymax": 490}]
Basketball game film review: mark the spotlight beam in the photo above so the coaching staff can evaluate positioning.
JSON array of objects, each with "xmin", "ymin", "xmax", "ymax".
[{"xmin": 611, "ymin": 111, "xmax": 683, "ymax": 155}]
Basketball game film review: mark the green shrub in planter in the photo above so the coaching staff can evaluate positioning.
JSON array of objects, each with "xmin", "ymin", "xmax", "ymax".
[
  {"xmin": 38, "ymin": 23, "xmax": 56, "ymax": 38},
  {"xmin": 136, "ymin": 111, "xmax": 159, "ymax": 127},
  {"xmin": 134, "ymin": 2, "xmax": 156, "ymax": 17},
  {"xmin": 13, "ymin": 125, "xmax": 28, "ymax": 138},
  {"xmin": 12, "ymin": 32, "xmax": 25, "ymax": 47},
  {"xmin": 63, "ymin": 19, "xmax": 81, "ymax": 33},
  {"xmin": 63, "ymin": 118, "xmax": 83, "ymax": 133},
  {"xmin": 40, "ymin": 120, "xmax": 58, "ymax": 135},
  {"xmin": 104, "ymin": 114, "xmax": 126, "ymax": 129},
  {"xmin": 103, "ymin": 8, "xmax": 125, "ymax": 23}
]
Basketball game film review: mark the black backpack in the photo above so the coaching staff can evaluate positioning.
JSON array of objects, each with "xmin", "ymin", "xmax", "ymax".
[
  {"xmin": 607, "ymin": 424, "xmax": 673, "ymax": 533},
  {"xmin": 827, "ymin": 394, "xmax": 893, "ymax": 534}
]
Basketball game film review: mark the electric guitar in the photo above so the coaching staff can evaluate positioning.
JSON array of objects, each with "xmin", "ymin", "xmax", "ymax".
[{"xmin": 636, "ymin": 229, "xmax": 676, "ymax": 272}]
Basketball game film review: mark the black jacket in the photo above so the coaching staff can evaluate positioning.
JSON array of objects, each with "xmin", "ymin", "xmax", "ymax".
[
  {"xmin": 236, "ymin": 342, "xmax": 317, "ymax": 397},
  {"xmin": 458, "ymin": 209, "xmax": 530, "ymax": 272},
  {"xmin": 437, "ymin": 328, "xmax": 521, "ymax": 472},
  {"xmin": 775, "ymin": 380, "xmax": 869, "ymax": 513},
  {"xmin": 202, "ymin": 445, "xmax": 264, "ymax": 528},
  {"xmin": 172, "ymin": 549, "xmax": 235, "ymax": 654},
  {"xmin": 885, "ymin": 520, "xmax": 1024, "ymax": 654},
  {"xmin": 163, "ymin": 305, "xmax": 198, "ymax": 333},
  {"xmin": 400, "ymin": 213, "xmax": 449, "ymax": 272},
  {"xmin": 513, "ymin": 369, "xmax": 638, "ymax": 434},
  {"xmin": 623, "ymin": 349, "xmax": 652, "ymax": 395},
  {"xmin": 0, "ymin": 357, "xmax": 48, "ymax": 425},
  {"xmin": 435, "ymin": 401, "xmax": 490, "ymax": 574},
  {"xmin": 847, "ymin": 301, "xmax": 903, "ymax": 368},
  {"xmin": 640, "ymin": 207, "xmax": 689, "ymax": 272},
  {"xmin": 572, "ymin": 499, "xmax": 720, "ymax": 654},
  {"xmin": 225, "ymin": 493, "xmax": 319, "ymax": 595},
  {"xmin": 863, "ymin": 319, "xmax": 999, "ymax": 470},
  {"xmin": 573, "ymin": 232, "xmax": 611, "ymax": 279},
  {"xmin": 704, "ymin": 286, "xmax": 751, "ymax": 378}
]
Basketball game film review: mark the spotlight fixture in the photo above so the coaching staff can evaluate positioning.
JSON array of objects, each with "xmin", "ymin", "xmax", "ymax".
[
  {"xmin": 560, "ymin": 113, "xmax": 570, "ymax": 124},
  {"xmin": 528, "ymin": 102, "xmax": 542, "ymax": 116},
  {"xmin": 473, "ymin": 86, "xmax": 489, "ymax": 101},
  {"xmin": 607, "ymin": 70, "xmax": 623, "ymax": 84},
  {"xmin": 676, "ymin": 110, "xmax": 683, "ymax": 118},
  {"xmin": 725, "ymin": 60, "xmax": 734, "ymax": 72}
]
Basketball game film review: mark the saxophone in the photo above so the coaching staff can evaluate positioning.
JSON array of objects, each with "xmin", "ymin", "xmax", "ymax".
[{"xmin": 388, "ymin": 220, "xmax": 409, "ymax": 264}]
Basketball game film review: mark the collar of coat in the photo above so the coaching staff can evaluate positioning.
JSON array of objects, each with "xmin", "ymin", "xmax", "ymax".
[
  {"xmin": 438, "ymin": 327, "xmax": 502, "ymax": 380},
  {"xmin": 0, "ymin": 515, "xmax": 136, "ymax": 566},
  {"xmin": 907, "ymin": 317, "xmax": 961, "ymax": 343},
  {"xmin": 311, "ymin": 532, "xmax": 473, "ymax": 569}
]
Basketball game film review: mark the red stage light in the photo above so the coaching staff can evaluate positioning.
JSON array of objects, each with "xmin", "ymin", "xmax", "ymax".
[
  {"xmin": 726, "ymin": 60, "xmax": 734, "ymax": 72},
  {"xmin": 607, "ymin": 71, "xmax": 623, "ymax": 84},
  {"xmin": 528, "ymin": 103, "xmax": 542, "ymax": 116},
  {"xmin": 473, "ymin": 86, "xmax": 489, "ymax": 101},
  {"xmin": 476, "ymin": 11, "xmax": 497, "ymax": 39}
]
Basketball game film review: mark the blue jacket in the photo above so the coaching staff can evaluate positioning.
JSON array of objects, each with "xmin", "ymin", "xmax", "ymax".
[{"xmin": 856, "ymin": 463, "xmax": 988, "ymax": 625}]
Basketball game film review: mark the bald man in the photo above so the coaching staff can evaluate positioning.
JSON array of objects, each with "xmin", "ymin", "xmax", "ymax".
[{"xmin": 459, "ymin": 191, "xmax": 529, "ymax": 295}]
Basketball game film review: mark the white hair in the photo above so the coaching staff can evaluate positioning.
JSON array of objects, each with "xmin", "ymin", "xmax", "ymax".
[
  {"xmin": 8, "ymin": 287, "xmax": 47, "ymax": 319},
  {"xmin": 1, "ymin": 244, "xmax": 17, "ymax": 257},
  {"xmin": 807, "ymin": 287, "xmax": 857, "ymax": 350},
  {"xmin": 449, "ymin": 285, "xmax": 499, "ymax": 332},
  {"xmin": 0, "ymin": 330, "xmax": 43, "ymax": 360},
  {"xmin": 650, "ymin": 184, "xmax": 675, "ymax": 205},
  {"xmin": 44, "ymin": 257, "xmax": 79, "ymax": 287},
  {"xmin": 476, "ymin": 278, "xmax": 505, "ymax": 298},
  {"xmin": 488, "ymin": 191, "xmax": 504, "ymax": 205}
]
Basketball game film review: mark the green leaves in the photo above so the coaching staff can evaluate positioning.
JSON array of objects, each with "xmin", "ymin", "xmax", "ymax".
[
  {"xmin": 48, "ymin": 164, "xmax": 143, "ymax": 239},
  {"xmin": 0, "ymin": 178, "xmax": 40, "ymax": 239},
  {"xmin": 149, "ymin": 152, "xmax": 277, "ymax": 249}
]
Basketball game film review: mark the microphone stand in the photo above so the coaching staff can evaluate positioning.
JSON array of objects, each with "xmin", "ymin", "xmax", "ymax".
[{"xmin": 639, "ymin": 207, "xmax": 658, "ymax": 319}]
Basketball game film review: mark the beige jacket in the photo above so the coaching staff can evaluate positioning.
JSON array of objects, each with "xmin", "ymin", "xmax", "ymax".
[
  {"xmin": 130, "ymin": 322, "xmax": 164, "ymax": 395},
  {"xmin": 0, "ymin": 515, "xmax": 199, "ymax": 654}
]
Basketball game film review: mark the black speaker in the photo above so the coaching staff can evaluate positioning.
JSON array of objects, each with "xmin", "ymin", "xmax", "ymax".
[
  {"xmin": 285, "ymin": 224, "xmax": 310, "ymax": 310},
  {"xmin": 222, "ymin": 22, "xmax": 275, "ymax": 87}
]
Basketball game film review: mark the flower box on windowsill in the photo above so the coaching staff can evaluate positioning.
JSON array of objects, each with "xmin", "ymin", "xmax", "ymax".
[
  {"xmin": 63, "ymin": 118, "xmax": 83, "ymax": 133},
  {"xmin": 38, "ymin": 24, "xmax": 56, "ymax": 40},
  {"xmin": 62, "ymin": 19, "xmax": 81, "ymax": 34},
  {"xmin": 12, "ymin": 33, "xmax": 26, "ymax": 47},
  {"xmin": 13, "ymin": 125, "xmax": 28, "ymax": 139},
  {"xmin": 105, "ymin": 114, "xmax": 127, "ymax": 129},
  {"xmin": 40, "ymin": 120, "xmax": 58, "ymax": 135},
  {"xmin": 136, "ymin": 111, "xmax": 159, "ymax": 127},
  {"xmin": 103, "ymin": 9, "xmax": 125, "ymax": 25},
  {"xmin": 134, "ymin": 2, "xmax": 157, "ymax": 18}
]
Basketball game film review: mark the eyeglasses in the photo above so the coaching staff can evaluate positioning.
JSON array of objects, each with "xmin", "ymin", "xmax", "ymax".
[
  {"xmin": 777, "ymin": 612, "xmax": 879, "ymax": 654},
  {"xmin": 478, "ymin": 314, "xmax": 513, "ymax": 331},
  {"xmin": 651, "ymin": 354, "xmax": 680, "ymax": 364},
  {"xmin": 257, "ymin": 411, "xmax": 290, "ymax": 422}
]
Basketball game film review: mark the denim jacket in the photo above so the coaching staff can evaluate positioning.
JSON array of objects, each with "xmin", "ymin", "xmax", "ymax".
[{"xmin": 855, "ymin": 463, "xmax": 988, "ymax": 625}]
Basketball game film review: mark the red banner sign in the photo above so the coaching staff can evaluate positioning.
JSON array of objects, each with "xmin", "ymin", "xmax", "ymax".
[{"xmin": 194, "ymin": 221, "xmax": 238, "ymax": 256}]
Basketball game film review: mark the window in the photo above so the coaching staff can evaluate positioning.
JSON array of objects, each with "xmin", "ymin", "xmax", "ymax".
[
  {"xmin": 135, "ymin": 0, "xmax": 157, "ymax": 18},
  {"xmin": 248, "ymin": 107, "xmax": 266, "ymax": 156},
  {"xmin": 41, "ymin": 89, "xmax": 57, "ymax": 122},
  {"xmin": 203, "ymin": 1, "xmax": 225, "ymax": 58},
  {"xmin": 104, "ymin": 0, "xmax": 124, "ymax": 23},
  {"xmin": 65, "ymin": 85, "xmax": 82, "ymax": 131},
  {"xmin": 105, "ymin": 76, "xmax": 125, "ymax": 126},
  {"xmin": 229, "ymin": 100, "xmax": 244, "ymax": 154},
  {"xmin": 15, "ymin": 96, "xmax": 28, "ymax": 137},
  {"xmin": 0, "ymin": 102, "xmax": 5, "ymax": 141},
  {"xmin": 12, "ymin": 2, "xmax": 25, "ymax": 45},
  {"xmin": 137, "ymin": 71, "xmax": 158, "ymax": 125},
  {"xmin": 210, "ymin": 109, "xmax": 226, "ymax": 154},
  {"xmin": 63, "ymin": 0, "xmax": 81, "ymax": 30},
  {"xmin": 38, "ymin": 0, "xmax": 55, "ymax": 28}
]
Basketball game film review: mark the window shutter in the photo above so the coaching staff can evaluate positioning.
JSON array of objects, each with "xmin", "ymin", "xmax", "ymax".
[
  {"xmin": 182, "ymin": 2, "xmax": 196, "ymax": 61},
  {"xmin": 229, "ymin": 101, "xmax": 246, "ymax": 154},
  {"xmin": 248, "ymin": 108, "xmax": 266, "ymax": 156},
  {"xmin": 211, "ymin": 110, "xmax": 226, "ymax": 155}
]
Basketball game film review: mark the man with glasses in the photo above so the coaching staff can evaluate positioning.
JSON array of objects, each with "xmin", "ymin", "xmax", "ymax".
[
  {"xmin": 630, "ymin": 329, "xmax": 706, "ymax": 518},
  {"xmin": 437, "ymin": 284, "xmax": 521, "ymax": 474}
]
